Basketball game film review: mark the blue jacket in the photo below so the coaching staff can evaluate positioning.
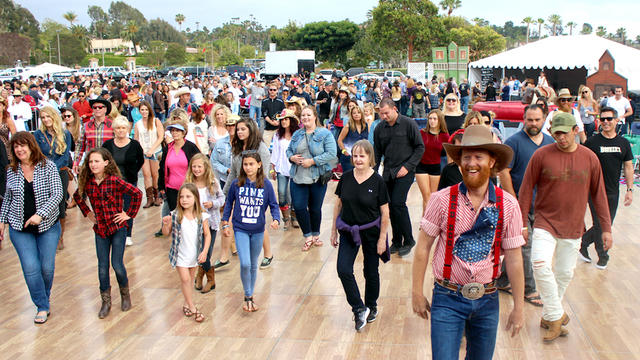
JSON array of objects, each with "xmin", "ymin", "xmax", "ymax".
[
  {"xmin": 286, "ymin": 127, "xmax": 337, "ymax": 181},
  {"xmin": 210, "ymin": 135, "xmax": 232, "ymax": 183},
  {"xmin": 34, "ymin": 129, "xmax": 73, "ymax": 170}
]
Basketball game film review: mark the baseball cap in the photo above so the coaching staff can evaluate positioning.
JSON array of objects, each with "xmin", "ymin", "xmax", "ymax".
[
  {"xmin": 550, "ymin": 112, "xmax": 576, "ymax": 133},
  {"xmin": 166, "ymin": 124, "xmax": 186, "ymax": 132}
]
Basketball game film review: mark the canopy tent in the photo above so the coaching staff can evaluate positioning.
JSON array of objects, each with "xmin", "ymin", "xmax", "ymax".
[
  {"xmin": 19, "ymin": 63, "xmax": 73, "ymax": 79},
  {"xmin": 468, "ymin": 35, "xmax": 640, "ymax": 91}
]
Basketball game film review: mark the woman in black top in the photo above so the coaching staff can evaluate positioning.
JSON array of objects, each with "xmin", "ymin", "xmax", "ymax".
[
  {"xmin": 102, "ymin": 116, "xmax": 144, "ymax": 246},
  {"xmin": 442, "ymin": 93, "xmax": 466, "ymax": 134},
  {"xmin": 330, "ymin": 139, "xmax": 390, "ymax": 331}
]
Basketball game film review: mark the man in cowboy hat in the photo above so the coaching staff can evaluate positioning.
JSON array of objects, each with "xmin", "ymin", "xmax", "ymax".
[
  {"xmin": 542, "ymin": 88, "xmax": 586, "ymax": 143},
  {"xmin": 519, "ymin": 111, "xmax": 611, "ymax": 342},
  {"xmin": 412, "ymin": 124, "xmax": 525, "ymax": 359},
  {"xmin": 168, "ymin": 86, "xmax": 198, "ymax": 117},
  {"xmin": 73, "ymin": 98, "xmax": 114, "ymax": 173},
  {"xmin": 7, "ymin": 89, "xmax": 32, "ymax": 132}
]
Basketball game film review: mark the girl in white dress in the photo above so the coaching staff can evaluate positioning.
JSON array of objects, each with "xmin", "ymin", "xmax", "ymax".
[{"xmin": 162, "ymin": 183, "xmax": 212, "ymax": 323}]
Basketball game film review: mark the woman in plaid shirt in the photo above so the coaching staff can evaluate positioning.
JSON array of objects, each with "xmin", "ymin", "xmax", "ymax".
[{"xmin": 73, "ymin": 148, "xmax": 142, "ymax": 319}]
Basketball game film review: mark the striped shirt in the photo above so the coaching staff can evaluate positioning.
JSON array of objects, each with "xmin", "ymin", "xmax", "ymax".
[{"xmin": 421, "ymin": 182, "xmax": 524, "ymax": 285}]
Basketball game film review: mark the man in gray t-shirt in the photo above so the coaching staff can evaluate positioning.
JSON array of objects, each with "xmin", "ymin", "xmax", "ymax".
[{"xmin": 250, "ymin": 79, "xmax": 265, "ymax": 125}]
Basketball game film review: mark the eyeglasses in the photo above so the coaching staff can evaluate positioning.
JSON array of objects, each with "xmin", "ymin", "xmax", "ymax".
[
  {"xmin": 92, "ymin": 105, "xmax": 105, "ymax": 110},
  {"xmin": 559, "ymin": 98, "xmax": 572, "ymax": 103},
  {"xmin": 63, "ymin": 114, "xmax": 73, "ymax": 118},
  {"xmin": 600, "ymin": 116, "xmax": 615, "ymax": 122}
]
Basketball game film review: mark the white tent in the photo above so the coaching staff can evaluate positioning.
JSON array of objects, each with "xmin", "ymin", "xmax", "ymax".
[
  {"xmin": 19, "ymin": 63, "xmax": 73, "ymax": 79},
  {"xmin": 468, "ymin": 35, "xmax": 640, "ymax": 90}
]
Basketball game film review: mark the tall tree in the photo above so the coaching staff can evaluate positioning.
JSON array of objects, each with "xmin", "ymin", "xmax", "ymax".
[
  {"xmin": 439, "ymin": 0, "xmax": 461, "ymax": 16},
  {"xmin": 566, "ymin": 21, "xmax": 576, "ymax": 35},
  {"xmin": 536, "ymin": 18, "xmax": 544, "ymax": 38},
  {"xmin": 616, "ymin": 27, "xmax": 627, "ymax": 44},
  {"xmin": 108, "ymin": 1, "xmax": 146, "ymax": 39},
  {"xmin": 522, "ymin": 17, "xmax": 533, "ymax": 43},
  {"xmin": 472, "ymin": 17, "xmax": 489, "ymax": 27},
  {"xmin": 547, "ymin": 14, "xmax": 562, "ymax": 36},
  {"xmin": 596, "ymin": 26, "xmax": 607, "ymax": 37},
  {"xmin": 371, "ymin": 0, "xmax": 445, "ymax": 61},
  {"xmin": 141, "ymin": 19, "xmax": 185, "ymax": 46},
  {"xmin": 175, "ymin": 14, "xmax": 185, "ymax": 31},
  {"xmin": 0, "ymin": 0, "xmax": 40, "ymax": 44},
  {"xmin": 580, "ymin": 23, "xmax": 593, "ymax": 35},
  {"xmin": 63, "ymin": 11, "xmax": 77, "ymax": 27},
  {"xmin": 71, "ymin": 25, "xmax": 90, "ymax": 52},
  {"xmin": 293, "ymin": 21, "xmax": 360, "ymax": 65},
  {"xmin": 87, "ymin": 5, "xmax": 108, "ymax": 37}
]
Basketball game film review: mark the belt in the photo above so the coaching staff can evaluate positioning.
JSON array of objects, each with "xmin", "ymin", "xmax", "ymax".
[{"xmin": 435, "ymin": 279, "xmax": 497, "ymax": 300}]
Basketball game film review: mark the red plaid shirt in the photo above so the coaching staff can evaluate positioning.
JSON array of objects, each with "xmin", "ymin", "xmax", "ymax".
[
  {"xmin": 74, "ymin": 117, "xmax": 113, "ymax": 167},
  {"xmin": 73, "ymin": 175, "xmax": 142, "ymax": 237}
]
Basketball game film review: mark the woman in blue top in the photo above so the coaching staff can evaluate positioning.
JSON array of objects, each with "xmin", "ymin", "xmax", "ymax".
[
  {"xmin": 287, "ymin": 105, "xmax": 338, "ymax": 251},
  {"xmin": 34, "ymin": 107, "xmax": 72, "ymax": 251},
  {"xmin": 221, "ymin": 151, "xmax": 279, "ymax": 312},
  {"xmin": 337, "ymin": 105, "xmax": 368, "ymax": 173}
]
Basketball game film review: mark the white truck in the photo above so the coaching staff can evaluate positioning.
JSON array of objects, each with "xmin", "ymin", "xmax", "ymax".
[{"xmin": 262, "ymin": 50, "xmax": 315, "ymax": 79}]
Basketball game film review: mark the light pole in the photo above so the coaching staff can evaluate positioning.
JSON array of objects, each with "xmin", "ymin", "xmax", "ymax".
[
  {"xmin": 101, "ymin": 33, "xmax": 105, "ymax": 67},
  {"xmin": 56, "ymin": 30, "xmax": 61, "ymax": 65}
]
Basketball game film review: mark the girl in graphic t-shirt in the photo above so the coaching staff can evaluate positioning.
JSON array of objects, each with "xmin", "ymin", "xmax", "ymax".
[
  {"xmin": 221, "ymin": 152, "xmax": 279, "ymax": 312},
  {"xmin": 162, "ymin": 183, "xmax": 212, "ymax": 323}
]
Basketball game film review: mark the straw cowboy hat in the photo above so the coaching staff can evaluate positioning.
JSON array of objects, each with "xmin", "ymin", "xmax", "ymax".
[
  {"xmin": 173, "ymin": 87, "xmax": 191, "ymax": 98},
  {"xmin": 126, "ymin": 92, "xmax": 140, "ymax": 102},
  {"xmin": 284, "ymin": 96, "xmax": 307, "ymax": 107},
  {"xmin": 554, "ymin": 88, "xmax": 575, "ymax": 105},
  {"xmin": 225, "ymin": 114, "xmax": 240, "ymax": 126},
  {"xmin": 443, "ymin": 125, "xmax": 513, "ymax": 172},
  {"xmin": 276, "ymin": 109, "xmax": 299, "ymax": 122}
]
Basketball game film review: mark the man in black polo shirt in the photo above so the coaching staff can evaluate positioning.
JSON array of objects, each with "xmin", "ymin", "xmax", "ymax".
[
  {"xmin": 580, "ymin": 106, "xmax": 634, "ymax": 269},
  {"xmin": 261, "ymin": 81, "xmax": 285, "ymax": 145},
  {"xmin": 374, "ymin": 98, "xmax": 425, "ymax": 256}
]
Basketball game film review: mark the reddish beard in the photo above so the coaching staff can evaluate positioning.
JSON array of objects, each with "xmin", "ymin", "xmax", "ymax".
[{"xmin": 462, "ymin": 164, "xmax": 492, "ymax": 189}]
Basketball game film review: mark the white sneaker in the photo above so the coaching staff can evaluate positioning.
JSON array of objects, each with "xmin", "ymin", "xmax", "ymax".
[{"xmin": 126, "ymin": 237, "xmax": 133, "ymax": 246}]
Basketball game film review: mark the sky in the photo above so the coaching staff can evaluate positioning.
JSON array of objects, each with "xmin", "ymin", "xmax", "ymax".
[{"xmin": 14, "ymin": 0, "xmax": 640, "ymax": 39}]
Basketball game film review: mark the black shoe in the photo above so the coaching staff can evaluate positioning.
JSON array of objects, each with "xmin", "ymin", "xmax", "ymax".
[
  {"xmin": 595, "ymin": 257, "xmax": 608, "ymax": 270},
  {"xmin": 578, "ymin": 247, "xmax": 591, "ymax": 263},
  {"xmin": 366, "ymin": 307, "xmax": 378, "ymax": 323},
  {"xmin": 398, "ymin": 240, "xmax": 416, "ymax": 257},
  {"xmin": 389, "ymin": 244, "xmax": 401, "ymax": 254},
  {"xmin": 154, "ymin": 229, "xmax": 163, "ymax": 237},
  {"xmin": 354, "ymin": 307, "xmax": 370, "ymax": 331},
  {"xmin": 260, "ymin": 256, "xmax": 273, "ymax": 269},
  {"xmin": 213, "ymin": 260, "xmax": 229, "ymax": 269}
]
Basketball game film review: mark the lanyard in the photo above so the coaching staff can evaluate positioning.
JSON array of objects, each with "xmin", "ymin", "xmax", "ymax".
[{"xmin": 443, "ymin": 183, "xmax": 504, "ymax": 282}]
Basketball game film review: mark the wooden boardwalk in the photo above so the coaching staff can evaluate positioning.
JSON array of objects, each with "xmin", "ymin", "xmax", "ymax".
[{"xmin": 0, "ymin": 180, "xmax": 638, "ymax": 359}]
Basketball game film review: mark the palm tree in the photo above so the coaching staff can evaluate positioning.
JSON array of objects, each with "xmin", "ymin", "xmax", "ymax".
[
  {"xmin": 616, "ymin": 27, "xmax": 627, "ymax": 44},
  {"xmin": 63, "ymin": 11, "xmax": 77, "ymax": 27},
  {"xmin": 566, "ymin": 21, "xmax": 576, "ymax": 35},
  {"xmin": 596, "ymin": 26, "xmax": 607, "ymax": 37},
  {"xmin": 547, "ymin": 14, "xmax": 562, "ymax": 36},
  {"xmin": 71, "ymin": 25, "xmax": 90, "ymax": 52},
  {"xmin": 472, "ymin": 17, "xmax": 488, "ymax": 27},
  {"xmin": 439, "ymin": 0, "xmax": 462, "ymax": 16},
  {"xmin": 522, "ymin": 17, "xmax": 534, "ymax": 42},
  {"xmin": 537, "ymin": 18, "xmax": 544, "ymax": 38},
  {"xmin": 120, "ymin": 21, "xmax": 140, "ymax": 55},
  {"xmin": 175, "ymin": 14, "xmax": 185, "ymax": 31}
]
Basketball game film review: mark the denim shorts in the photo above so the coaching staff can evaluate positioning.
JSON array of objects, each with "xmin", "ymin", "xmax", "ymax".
[{"xmin": 144, "ymin": 150, "xmax": 162, "ymax": 161}]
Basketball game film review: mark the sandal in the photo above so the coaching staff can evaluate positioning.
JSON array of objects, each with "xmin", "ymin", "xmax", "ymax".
[
  {"xmin": 312, "ymin": 236, "xmax": 323, "ymax": 247},
  {"xmin": 525, "ymin": 293, "xmax": 544, "ymax": 307},
  {"xmin": 243, "ymin": 297, "xmax": 253, "ymax": 312},
  {"xmin": 182, "ymin": 305, "xmax": 193, "ymax": 317},
  {"xmin": 194, "ymin": 308, "xmax": 205, "ymax": 323},
  {"xmin": 34, "ymin": 311, "xmax": 50, "ymax": 324},
  {"xmin": 498, "ymin": 286, "xmax": 512, "ymax": 295},
  {"xmin": 302, "ymin": 238, "xmax": 314, "ymax": 252}
]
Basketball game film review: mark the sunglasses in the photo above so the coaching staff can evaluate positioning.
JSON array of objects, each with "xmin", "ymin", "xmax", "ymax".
[
  {"xmin": 63, "ymin": 114, "xmax": 73, "ymax": 118},
  {"xmin": 600, "ymin": 117, "xmax": 615, "ymax": 122},
  {"xmin": 582, "ymin": 91, "xmax": 588, "ymax": 94},
  {"xmin": 559, "ymin": 98, "xmax": 572, "ymax": 103},
  {"xmin": 483, "ymin": 120, "xmax": 491, "ymax": 125},
  {"xmin": 446, "ymin": 99, "xmax": 457, "ymax": 102},
  {"xmin": 92, "ymin": 105, "xmax": 105, "ymax": 110},
  {"xmin": 269, "ymin": 89, "xmax": 277, "ymax": 91}
]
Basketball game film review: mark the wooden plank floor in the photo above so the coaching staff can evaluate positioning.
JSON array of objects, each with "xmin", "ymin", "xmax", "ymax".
[{"xmin": 1, "ymin": 179, "xmax": 639, "ymax": 360}]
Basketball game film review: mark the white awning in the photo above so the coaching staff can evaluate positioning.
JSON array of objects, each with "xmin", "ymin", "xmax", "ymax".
[{"xmin": 20, "ymin": 63, "xmax": 73, "ymax": 78}]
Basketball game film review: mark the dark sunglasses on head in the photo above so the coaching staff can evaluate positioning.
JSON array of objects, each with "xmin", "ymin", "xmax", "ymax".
[
  {"xmin": 600, "ymin": 116, "xmax": 615, "ymax": 122},
  {"xmin": 483, "ymin": 120, "xmax": 491, "ymax": 125},
  {"xmin": 92, "ymin": 105, "xmax": 105, "ymax": 110}
]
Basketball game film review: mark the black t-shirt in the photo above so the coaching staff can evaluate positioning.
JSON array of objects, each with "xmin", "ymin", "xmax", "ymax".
[
  {"xmin": 584, "ymin": 134, "xmax": 633, "ymax": 194},
  {"xmin": 317, "ymin": 90, "xmax": 330, "ymax": 116},
  {"xmin": 412, "ymin": 89, "xmax": 427, "ymax": 105},
  {"xmin": 335, "ymin": 170, "xmax": 389, "ymax": 226},
  {"xmin": 445, "ymin": 114, "xmax": 466, "ymax": 134},
  {"xmin": 23, "ymin": 179, "xmax": 39, "ymax": 233},
  {"xmin": 438, "ymin": 162, "xmax": 463, "ymax": 190},
  {"xmin": 459, "ymin": 83, "xmax": 469, "ymax": 97}
]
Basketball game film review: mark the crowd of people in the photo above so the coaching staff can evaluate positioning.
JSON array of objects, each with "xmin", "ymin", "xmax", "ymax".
[{"xmin": 0, "ymin": 67, "xmax": 637, "ymax": 358}]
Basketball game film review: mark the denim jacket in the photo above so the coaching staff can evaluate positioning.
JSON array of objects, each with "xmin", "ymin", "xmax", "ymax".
[
  {"xmin": 286, "ymin": 127, "xmax": 337, "ymax": 180},
  {"xmin": 210, "ymin": 135, "xmax": 231, "ymax": 183},
  {"xmin": 328, "ymin": 99, "xmax": 350, "ymax": 127}
]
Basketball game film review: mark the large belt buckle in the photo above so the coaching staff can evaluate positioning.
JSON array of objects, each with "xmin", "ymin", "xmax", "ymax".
[{"xmin": 461, "ymin": 282, "xmax": 485, "ymax": 300}]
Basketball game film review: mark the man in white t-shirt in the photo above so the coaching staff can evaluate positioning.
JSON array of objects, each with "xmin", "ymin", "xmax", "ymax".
[
  {"xmin": 229, "ymin": 79, "xmax": 243, "ymax": 115},
  {"xmin": 7, "ymin": 89, "xmax": 32, "ymax": 132},
  {"xmin": 542, "ymin": 88, "xmax": 586, "ymax": 143},
  {"xmin": 606, "ymin": 86, "xmax": 633, "ymax": 134}
]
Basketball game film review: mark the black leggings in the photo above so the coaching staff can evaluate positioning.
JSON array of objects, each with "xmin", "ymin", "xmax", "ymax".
[{"xmin": 166, "ymin": 188, "xmax": 179, "ymax": 211}]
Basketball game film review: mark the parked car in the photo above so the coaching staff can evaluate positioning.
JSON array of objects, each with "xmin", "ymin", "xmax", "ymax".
[
  {"xmin": 76, "ymin": 67, "xmax": 100, "ymax": 76},
  {"xmin": 384, "ymin": 70, "xmax": 405, "ymax": 80},
  {"xmin": 156, "ymin": 66, "xmax": 176, "ymax": 77},
  {"xmin": 359, "ymin": 73, "xmax": 381, "ymax": 82},
  {"xmin": 130, "ymin": 66, "xmax": 154, "ymax": 77},
  {"xmin": 104, "ymin": 71, "xmax": 126, "ymax": 82},
  {"xmin": 345, "ymin": 67, "xmax": 365, "ymax": 78},
  {"xmin": 317, "ymin": 69, "xmax": 344, "ymax": 80},
  {"xmin": 0, "ymin": 67, "xmax": 26, "ymax": 81}
]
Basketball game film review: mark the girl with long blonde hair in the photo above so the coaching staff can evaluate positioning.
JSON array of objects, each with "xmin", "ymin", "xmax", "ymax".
[{"xmin": 578, "ymin": 85, "xmax": 599, "ymax": 138}]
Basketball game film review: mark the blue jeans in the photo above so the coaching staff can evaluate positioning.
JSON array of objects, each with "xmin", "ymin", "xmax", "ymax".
[
  {"xmin": 339, "ymin": 153, "xmax": 354, "ymax": 173},
  {"xmin": 276, "ymin": 173, "xmax": 292, "ymax": 208},
  {"xmin": 155, "ymin": 111, "xmax": 165, "ymax": 123},
  {"xmin": 249, "ymin": 105, "xmax": 261, "ymax": 125},
  {"xmin": 234, "ymin": 230, "xmax": 264, "ymax": 297},
  {"xmin": 10, "ymin": 222, "xmax": 61, "ymax": 312},
  {"xmin": 95, "ymin": 227, "xmax": 128, "ymax": 291},
  {"xmin": 431, "ymin": 283, "xmax": 499, "ymax": 360},
  {"xmin": 460, "ymin": 95, "xmax": 470, "ymax": 114},
  {"xmin": 290, "ymin": 180, "xmax": 327, "ymax": 237},
  {"xmin": 123, "ymin": 191, "xmax": 135, "ymax": 237}
]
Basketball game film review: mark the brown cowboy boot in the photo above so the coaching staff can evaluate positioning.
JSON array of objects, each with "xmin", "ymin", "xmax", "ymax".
[
  {"xmin": 143, "ymin": 187, "xmax": 154, "ymax": 208},
  {"xmin": 201, "ymin": 268, "xmax": 216, "ymax": 293},
  {"xmin": 98, "ymin": 287, "xmax": 111, "ymax": 319},
  {"xmin": 194, "ymin": 266, "xmax": 204, "ymax": 290},
  {"xmin": 540, "ymin": 312, "xmax": 569, "ymax": 329},
  {"xmin": 281, "ymin": 208, "xmax": 291, "ymax": 231},
  {"xmin": 153, "ymin": 187, "xmax": 163, "ymax": 206},
  {"xmin": 542, "ymin": 315, "xmax": 569, "ymax": 342},
  {"xmin": 120, "ymin": 285, "xmax": 132, "ymax": 311}
]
